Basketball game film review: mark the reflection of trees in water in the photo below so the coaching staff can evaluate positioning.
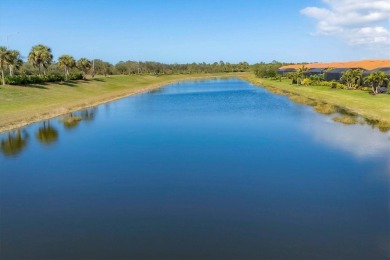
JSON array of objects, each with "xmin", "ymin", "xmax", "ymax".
[
  {"xmin": 80, "ymin": 108, "xmax": 97, "ymax": 122},
  {"xmin": 62, "ymin": 113, "xmax": 82, "ymax": 129},
  {"xmin": 148, "ymin": 88, "xmax": 165, "ymax": 94},
  {"xmin": 61, "ymin": 108, "xmax": 96, "ymax": 129},
  {"xmin": 0, "ymin": 129, "xmax": 29, "ymax": 157},
  {"xmin": 36, "ymin": 121, "xmax": 58, "ymax": 145}
]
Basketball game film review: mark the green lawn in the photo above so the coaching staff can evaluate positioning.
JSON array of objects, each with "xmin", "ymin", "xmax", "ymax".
[
  {"xmin": 239, "ymin": 73, "xmax": 390, "ymax": 123},
  {"xmin": 0, "ymin": 73, "xmax": 242, "ymax": 132}
]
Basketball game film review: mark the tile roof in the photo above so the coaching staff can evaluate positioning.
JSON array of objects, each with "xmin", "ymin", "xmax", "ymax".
[{"xmin": 279, "ymin": 60, "xmax": 390, "ymax": 70}]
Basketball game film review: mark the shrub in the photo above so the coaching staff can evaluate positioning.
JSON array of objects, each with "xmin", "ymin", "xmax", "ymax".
[
  {"xmin": 5, "ymin": 74, "xmax": 66, "ymax": 85},
  {"xmin": 301, "ymin": 78, "xmax": 312, "ymax": 86},
  {"xmin": 69, "ymin": 73, "xmax": 83, "ymax": 80}
]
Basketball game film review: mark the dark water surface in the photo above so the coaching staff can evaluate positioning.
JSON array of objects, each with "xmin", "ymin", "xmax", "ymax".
[{"xmin": 1, "ymin": 78, "xmax": 389, "ymax": 259}]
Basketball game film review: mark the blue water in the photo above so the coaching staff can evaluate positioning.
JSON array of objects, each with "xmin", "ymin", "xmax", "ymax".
[{"xmin": 1, "ymin": 78, "xmax": 389, "ymax": 259}]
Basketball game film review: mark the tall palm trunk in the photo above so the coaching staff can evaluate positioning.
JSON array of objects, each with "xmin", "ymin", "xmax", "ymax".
[
  {"xmin": 39, "ymin": 63, "xmax": 43, "ymax": 76},
  {"xmin": 64, "ymin": 67, "xmax": 68, "ymax": 81},
  {"xmin": 9, "ymin": 65, "xmax": 14, "ymax": 76},
  {"xmin": 371, "ymin": 83, "xmax": 377, "ymax": 95},
  {"xmin": 1, "ymin": 68, "xmax": 5, "ymax": 85}
]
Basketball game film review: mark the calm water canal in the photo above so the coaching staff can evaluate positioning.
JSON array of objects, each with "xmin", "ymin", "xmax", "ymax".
[{"xmin": 1, "ymin": 78, "xmax": 389, "ymax": 259}]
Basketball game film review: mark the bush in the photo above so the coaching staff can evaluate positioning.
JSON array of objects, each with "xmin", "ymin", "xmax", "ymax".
[
  {"xmin": 301, "ymin": 78, "xmax": 312, "ymax": 86},
  {"xmin": 5, "ymin": 75, "xmax": 39, "ymax": 85},
  {"xmin": 69, "ymin": 73, "xmax": 83, "ymax": 80},
  {"xmin": 336, "ymin": 83, "xmax": 347, "ymax": 89},
  {"xmin": 43, "ymin": 74, "xmax": 64, "ymax": 82},
  {"xmin": 318, "ymin": 81, "xmax": 332, "ymax": 87},
  {"xmin": 5, "ymin": 74, "xmax": 66, "ymax": 85}
]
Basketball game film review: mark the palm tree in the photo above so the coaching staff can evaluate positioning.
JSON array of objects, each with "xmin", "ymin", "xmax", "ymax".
[
  {"xmin": 296, "ymin": 65, "xmax": 308, "ymax": 85},
  {"xmin": 7, "ymin": 50, "xmax": 22, "ymax": 76},
  {"xmin": 0, "ymin": 46, "xmax": 10, "ymax": 85},
  {"xmin": 28, "ymin": 44, "xmax": 53, "ymax": 75},
  {"xmin": 364, "ymin": 71, "xmax": 389, "ymax": 94},
  {"xmin": 76, "ymin": 58, "xmax": 91, "ymax": 79},
  {"xmin": 340, "ymin": 69, "xmax": 363, "ymax": 90},
  {"xmin": 58, "ymin": 55, "xmax": 76, "ymax": 80},
  {"xmin": 286, "ymin": 71, "xmax": 299, "ymax": 85}
]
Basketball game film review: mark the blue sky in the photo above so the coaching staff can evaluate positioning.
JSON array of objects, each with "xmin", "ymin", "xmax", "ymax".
[{"xmin": 0, "ymin": 0, "xmax": 389, "ymax": 64}]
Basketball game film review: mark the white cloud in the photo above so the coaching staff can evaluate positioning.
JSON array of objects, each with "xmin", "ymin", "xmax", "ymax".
[{"xmin": 301, "ymin": 0, "xmax": 390, "ymax": 51}]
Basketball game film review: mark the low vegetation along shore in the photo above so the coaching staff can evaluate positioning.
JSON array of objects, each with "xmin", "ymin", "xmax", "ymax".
[
  {"xmin": 0, "ymin": 73, "xmax": 243, "ymax": 133},
  {"xmin": 240, "ymin": 73, "xmax": 390, "ymax": 132}
]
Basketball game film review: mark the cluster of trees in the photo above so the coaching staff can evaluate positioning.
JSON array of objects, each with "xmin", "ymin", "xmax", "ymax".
[
  {"xmin": 252, "ymin": 61, "xmax": 294, "ymax": 79},
  {"xmin": 270, "ymin": 65, "xmax": 389, "ymax": 95},
  {"xmin": 0, "ymin": 44, "xmax": 253, "ymax": 86},
  {"xmin": 0, "ymin": 45, "xmax": 95, "ymax": 85},
  {"xmin": 114, "ymin": 61, "xmax": 250, "ymax": 75},
  {"xmin": 285, "ymin": 66, "xmax": 310, "ymax": 85}
]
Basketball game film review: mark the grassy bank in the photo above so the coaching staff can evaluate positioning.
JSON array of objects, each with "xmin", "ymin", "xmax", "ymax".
[
  {"xmin": 239, "ymin": 73, "xmax": 390, "ymax": 126},
  {"xmin": 0, "ymin": 73, "xmax": 243, "ymax": 133}
]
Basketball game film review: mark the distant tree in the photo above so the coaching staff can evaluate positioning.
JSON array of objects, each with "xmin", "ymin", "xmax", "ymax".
[
  {"xmin": 115, "ymin": 61, "xmax": 128, "ymax": 74},
  {"xmin": 7, "ymin": 50, "xmax": 22, "ymax": 76},
  {"xmin": 0, "ymin": 46, "xmax": 10, "ymax": 85},
  {"xmin": 253, "ymin": 62, "xmax": 281, "ymax": 78},
  {"xmin": 93, "ymin": 59, "xmax": 113, "ymax": 76},
  {"xmin": 18, "ymin": 62, "xmax": 36, "ymax": 75},
  {"xmin": 364, "ymin": 71, "xmax": 388, "ymax": 94},
  {"xmin": 76, "ymin": 58, "xmax": 91, "ymax": 79},
  {"xmin": 286, "ymin": 71, "xmax": 299, "ymax": 85},
  {"xmin": 58, "ymin": 55, "xmax": 76, "ymax": 81},
  {"xmin": 28, "ymin": 44, "xmax": 53, "ymax": 75},
  {"xmin": 296, "ymin": 65, "xmax": 308, "ymax": 85},
  {"xmin": 340, "ymin": 69, "xmax": 363, "ymax": 90}
]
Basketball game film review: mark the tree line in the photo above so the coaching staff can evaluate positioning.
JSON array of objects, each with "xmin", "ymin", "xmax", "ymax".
[{"xmin": 0, "ymin": 44, "xmax": 252, "ymax": 85}]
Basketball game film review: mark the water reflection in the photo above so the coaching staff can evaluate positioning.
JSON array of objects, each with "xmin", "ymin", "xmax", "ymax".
[
  {"xmin": 0, "ymin": 129, "xmax": 29, "ymax": 157},
  {"xmin": 148, "ymin": 88, "xmax": 165, "ymax": 94},
  {"xmin": 36, "ymin": 121, "xmax": 58, "ymax": 145},
  {"xmin": 80, "ymin": 108, "xmax": 97, "ymax": 122},
  {"xmin": 60, "ymin": 108, "xmax": 97, "ymax": 129},
  {"xmin": 61, "ymin": 113, "xmax": 82, "ymax": 129},
  {"xmin": 304, "ymin": 118, "xmax": 390, "ymax": 158}
]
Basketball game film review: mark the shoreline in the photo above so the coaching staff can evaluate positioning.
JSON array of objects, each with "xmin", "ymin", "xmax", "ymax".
[
  {"xmin": 1, "ymin": 72, "xmax": 389, "ymax": 134},
  {"xmin": 0, "ymin": 74, "xmax": 239, "ymax": 134},
  {"xmin": 238, "ymin": 74, "xmax": 390, "ymax": 132}
]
